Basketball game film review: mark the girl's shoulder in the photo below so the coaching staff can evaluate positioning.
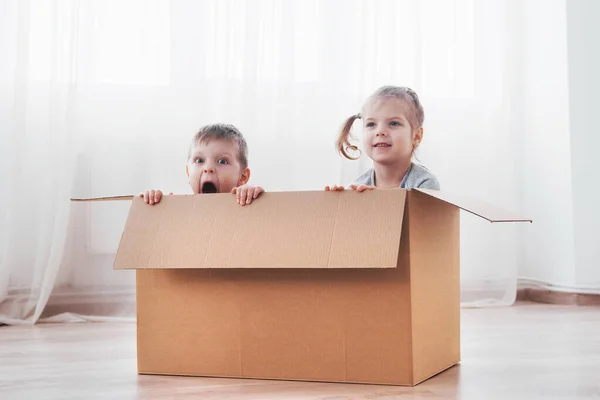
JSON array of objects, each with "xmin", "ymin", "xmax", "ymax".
[{"xmin": 406, "ymin": 163, "xmax": 440, "ymax": 190}]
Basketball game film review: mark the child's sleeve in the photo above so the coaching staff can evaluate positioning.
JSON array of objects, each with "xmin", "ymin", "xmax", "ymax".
[{"xmin": 417, "ymin": 177, "xmax": 440, "ymax": 190}]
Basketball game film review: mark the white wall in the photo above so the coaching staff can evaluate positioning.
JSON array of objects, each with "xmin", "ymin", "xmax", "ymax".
[
  {"xmin": 518, "ymin": 0, "xmax": 600, "ymax": 291},
  {"xmin": 519, "ymin": 0, "xmax": 577, "ymax": 286},
  {"xmin": 566, "ymin": 0, "xmax": 600, "ymax": 288}
]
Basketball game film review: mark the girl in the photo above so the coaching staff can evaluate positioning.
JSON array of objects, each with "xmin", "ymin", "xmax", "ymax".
[{"xmin": 326, "ymin": 86, "xmax": 439, "ymax": 192}]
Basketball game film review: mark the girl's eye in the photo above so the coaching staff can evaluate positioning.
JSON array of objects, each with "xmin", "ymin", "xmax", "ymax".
[
  {"xmin": 390, "ymin": 121, "xmax": 401, "ymax": 127},
  {"xmin": 366, "ymin": 122, "xmax": 375, "ymax": 128},
  {"xmin": 194, "ymin": 158, "xmax": 204, "ymax": 164},
  {"xmin": 218, "ymin": 158, "xmax": 228, "ymax": 165}
]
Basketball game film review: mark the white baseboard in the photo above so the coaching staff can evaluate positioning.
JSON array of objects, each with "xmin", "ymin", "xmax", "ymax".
[
  {"xmin": 42, "ymin": 285, "xmax": 136, "ymax": 319},
  {"xmin": 518, "ymin": 277, "xmax": 600, "ymax": 295},
  {"xmin": 4, "ymin": 285, "xmax": 134, "ymax": 304},
  {"xmin": 46, "ymin": 285, "xmax": 136, "ymax": 306},
  {"xmin": 5, "ymin": 279, "xmax": 599, "ymax": 319},
  {"xmin": 1, "ymin": 285, "xmax": 136, "ymax": 322}
]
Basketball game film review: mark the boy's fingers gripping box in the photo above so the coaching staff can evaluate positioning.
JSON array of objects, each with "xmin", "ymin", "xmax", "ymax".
[{"xmin": 72, "ymin": 189, "xmax": 530, "ymax": 386}]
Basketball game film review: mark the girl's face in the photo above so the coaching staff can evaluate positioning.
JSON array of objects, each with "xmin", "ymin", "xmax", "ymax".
[{"xmin": 362, "ymin": 97, "xmax": 422, "ymax": 166}]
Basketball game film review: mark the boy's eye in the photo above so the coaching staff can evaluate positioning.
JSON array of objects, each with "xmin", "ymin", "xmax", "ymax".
[
  {"xmin": 218, "ymin": 158, "xmax": 228, "ymax": 165},
  {"xmin": 366, "ymin": 122, "xmax": 375, "ymax": 128},
  {"xmin": 194, "ymin": 158, "xmax": 204, "ymax": 164},
  {"xmin": 390, "ymin": 121, "xmax": 402, "ymax": 127}
]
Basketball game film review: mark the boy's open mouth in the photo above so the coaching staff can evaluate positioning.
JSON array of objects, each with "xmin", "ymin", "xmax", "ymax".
[
  {"xmin": 374, "ymin": 143, "xmax": 391, "ymax": 147},
  {"xmin": 201, "ymin": 182, "xmax": 218, "ymax": 194}
]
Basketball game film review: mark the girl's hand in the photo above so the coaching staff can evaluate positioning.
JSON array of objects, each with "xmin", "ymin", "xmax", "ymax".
[
  {"xmin": 139, "ymin": 190, "xmax": 173, "ymax": 205},
  {"xmin": 232, "ymin": 184, "xmax": 264, "ymax": 206},
  {"xmin": 324, "ymin": 185, "xmax": 345, "ymax": 191},
  {"xmin": 349, "ymin": 184, "xmax": 376, "ymax": 192}
]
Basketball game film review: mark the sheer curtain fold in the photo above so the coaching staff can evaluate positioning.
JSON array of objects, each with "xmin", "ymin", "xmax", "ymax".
[
  {"xmin": 0, "ymin": 0, "xmax": 80, "ymax": 324},
  {"xmin": 0, "ymin": 0, "xmax": 532, "ymax": 324}
]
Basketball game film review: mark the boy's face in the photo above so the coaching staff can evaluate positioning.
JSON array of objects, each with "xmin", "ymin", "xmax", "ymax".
[{"xmin": 186, "ymin": 139, "xmax": 250, "ymax": 194}]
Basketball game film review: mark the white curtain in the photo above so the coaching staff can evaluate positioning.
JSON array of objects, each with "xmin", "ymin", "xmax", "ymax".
[{"xmin": 0, "ymin": 0, "xmax": 529, "ymax": 324}]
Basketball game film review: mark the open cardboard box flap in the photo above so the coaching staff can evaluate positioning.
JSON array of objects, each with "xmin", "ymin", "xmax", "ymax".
[
  {"xmin": 415, "ymin": 189, "xmax": 531, "ymax": 223},
  {"xmin": 112, "ymin": 190, "xmax": 406, "ymax": 270},
  {"xmin": 70, "ymin": 189, "xmax": 530, "ymax": 270}
]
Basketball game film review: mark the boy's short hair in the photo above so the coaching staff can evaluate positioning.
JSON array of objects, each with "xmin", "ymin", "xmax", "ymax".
[{"xmin": 188, "ymin": 123, "xmax": 248, "ymax": 169}]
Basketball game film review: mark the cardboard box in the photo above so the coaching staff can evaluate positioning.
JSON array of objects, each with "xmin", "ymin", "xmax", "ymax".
[{"xmin": 73, "ymin": 189, "xmax": 530, "ymax": 386}]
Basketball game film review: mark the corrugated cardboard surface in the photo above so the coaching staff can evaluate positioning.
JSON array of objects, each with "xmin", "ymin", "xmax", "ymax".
[
  {"xmin": 115, "ymin": 191, "xmax": 406, "ymax": 269},
  {"xmin": 136, "ymin": 266, "xmax": 414, "ymax": 385},
  {"xmin": 407, "ymin": 190, "xmax": 461, "ymax": 384}
]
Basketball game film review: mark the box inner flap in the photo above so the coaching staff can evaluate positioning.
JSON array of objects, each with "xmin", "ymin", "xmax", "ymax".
[{"xmin": 70, "ymin": 195, "xmax": 135, "ymax": 202}]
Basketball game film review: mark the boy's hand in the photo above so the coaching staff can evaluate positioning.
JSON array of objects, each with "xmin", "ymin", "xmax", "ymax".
[
  {"xmin": 139, "ymin": 190, "xmax": 173, "ymax": 205},
  {"xmin": 324, "ymin": 185, "xmax": 345, "ymax": 191},
  {"xmin": 349, "ymin": 184, "xmax": 376, "ymax": 192},
  {"xmin": 232, "ymin": 184, "xmax": 264, "ymax": 206}
]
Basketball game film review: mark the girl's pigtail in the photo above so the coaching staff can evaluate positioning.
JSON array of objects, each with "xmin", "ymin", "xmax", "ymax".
[{"xmin": 336, "ymin": 114, "xmax": 362, "ymax": 160}]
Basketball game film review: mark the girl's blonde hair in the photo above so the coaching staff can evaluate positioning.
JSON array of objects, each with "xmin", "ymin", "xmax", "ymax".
[{"xmin": 336, "ymin": 86, "xmax": 425, "ymax": 160}]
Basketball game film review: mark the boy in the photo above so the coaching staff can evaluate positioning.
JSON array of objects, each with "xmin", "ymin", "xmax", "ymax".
[{"xmin": 141, "ymin": 123, "xmax": 264, "ymax": 206}]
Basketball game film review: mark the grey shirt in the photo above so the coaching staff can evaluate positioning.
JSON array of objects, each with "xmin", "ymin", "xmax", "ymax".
[{"xmin": 350, "ymin": 162, "xmax": 440, "ymax": 190}]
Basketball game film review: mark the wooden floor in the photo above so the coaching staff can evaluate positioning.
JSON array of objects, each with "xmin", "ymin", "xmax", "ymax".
[{"xmin": 1, "ymin": 301, "xmax": 599, "ymax": 399}]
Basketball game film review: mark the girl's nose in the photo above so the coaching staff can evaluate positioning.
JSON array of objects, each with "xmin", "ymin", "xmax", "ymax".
[
  {"xmin": 376, "ymin": 130, "xmax": 387, "ymax": 137},
  {"xmin": 204, "ymin": 165, "xmax": 215, "ymax": 173}
]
